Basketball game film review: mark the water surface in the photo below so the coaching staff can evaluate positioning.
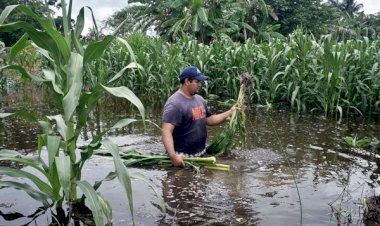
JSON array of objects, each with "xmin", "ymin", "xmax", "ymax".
[{"xmin": 1, "ymin": 85, "xmax": 379, "ymax": 225}]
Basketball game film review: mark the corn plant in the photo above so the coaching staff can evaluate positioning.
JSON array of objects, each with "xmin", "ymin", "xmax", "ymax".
[
  {"xmin": 0, "ymin": 1, "xmax": 163, "ymax": 225},
  {"xmin": 207, "ymin": 76, "xmax": 252, "ymax": 156},
  {"xmin": 86, "ymin": 31, "xmax": 380, "ymax": 118}
]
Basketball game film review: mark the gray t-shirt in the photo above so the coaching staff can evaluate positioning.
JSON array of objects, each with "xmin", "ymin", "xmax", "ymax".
[{"xmin": 162, "ymin": 91, "xmax": 212, "ymax": 155}]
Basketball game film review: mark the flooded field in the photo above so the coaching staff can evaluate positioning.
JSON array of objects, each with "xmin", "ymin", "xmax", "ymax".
[{"xmin": 1, "ymin": 85, "xmax": 379, "ymax": 225}]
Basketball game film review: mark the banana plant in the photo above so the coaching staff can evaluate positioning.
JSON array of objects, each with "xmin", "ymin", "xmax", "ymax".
[{"xmin": 0, "ymin": 0, "xmax": 163, "ymax": 225}]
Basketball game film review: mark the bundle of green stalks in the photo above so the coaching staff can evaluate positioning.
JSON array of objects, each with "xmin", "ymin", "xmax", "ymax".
[
  {"xmin": 97, "ymin": 149, "xmax": 230, "ymax": 172},
  {"xmin": 206, "ymin": 75, "xmax": 253, "ymax": 156}
]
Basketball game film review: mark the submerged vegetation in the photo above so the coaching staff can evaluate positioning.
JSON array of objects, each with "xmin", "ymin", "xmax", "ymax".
[{"xmin": 97, "ymin": 149, "xmax": 230, "ymax": 172}]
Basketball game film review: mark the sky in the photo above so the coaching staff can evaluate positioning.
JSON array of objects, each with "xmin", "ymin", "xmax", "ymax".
[
  {"xmin": 68, "ymin": 0, "xmax": 380, "ymax": 35},
  {"xmin": 68, "ymin": 0, "xmax": 129, "ymax": 34},
  {"xmin": 357, "ymin": 0, "xmax": 380, "ymax": 14}
]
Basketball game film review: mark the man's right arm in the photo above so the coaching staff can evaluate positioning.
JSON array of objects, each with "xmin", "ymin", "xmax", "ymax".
[{"xmin": 162, "ymin": 122, "xmax": 184, "ymax": 167}]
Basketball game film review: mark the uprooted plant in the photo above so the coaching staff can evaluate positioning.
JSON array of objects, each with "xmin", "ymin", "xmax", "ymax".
[
  {"xmin": 0, "ymin": 1, "xmax": 163, "ymax": 225},
  {"xmin": 97, "ymin": 148, "xmax": 231, "ymax": 172},
  {"xmin": 206, "ymin": 75, "xmax": 253, "ymax": 156}
]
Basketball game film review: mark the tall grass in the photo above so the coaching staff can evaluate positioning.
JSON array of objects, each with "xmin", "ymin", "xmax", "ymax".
[{"xmin": 97, "ymin": 31, "xmax": 379, "ymax": 118}]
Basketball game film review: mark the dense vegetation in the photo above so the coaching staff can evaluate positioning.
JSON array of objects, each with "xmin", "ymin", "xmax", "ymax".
[
  {"xmin": 89, "ymin": 32, "xmax": 380, "ymax": 119},
  {"xmin": 105, "ymin": 0, "xmax": 380, "ymax": 42}
]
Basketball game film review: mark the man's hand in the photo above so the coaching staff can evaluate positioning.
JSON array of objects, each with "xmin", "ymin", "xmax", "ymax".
[
  {"xmin": 169, "ymin": 153, "xmax": 185, "ymax": 167},
  {"xmin": 230, "ymin": 103, "xmax": 242, "ymax": 112},
  {"xmin": 228, "ymin": 103, "xmax": 242, "ymax": 117}
]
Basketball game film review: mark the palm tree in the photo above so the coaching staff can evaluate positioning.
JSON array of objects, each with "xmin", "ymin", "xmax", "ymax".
[
  {"xmin": 105, "ymin": 0, "xmax": 279, "ymax": 43},
  {"xmin": 328, "ymin": 0, "xmax": 363, "ymax": 16}
]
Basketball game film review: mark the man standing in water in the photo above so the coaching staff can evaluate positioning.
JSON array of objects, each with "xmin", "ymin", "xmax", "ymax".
[{"xmin": 162, "ymin": 66, "xmax": 240, "ymax": 167}]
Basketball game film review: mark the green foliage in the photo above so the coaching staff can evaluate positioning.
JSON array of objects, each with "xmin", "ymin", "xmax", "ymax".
[
  {"xmin": 264, "ymin": 0, "xmax": 339, "ymax": 38},
  {"xmin": 105, "ymin": 32, "xmax": 380, "ymax": 118},
  {"xmin": 105, "ymin": 0, "xmax": 280, "ymax": 43},
  {"xmin": 328, "ymin": 0, "xmax": 364, "ymax": 16},
  {"xmin": 0, "ymin": 1, "xmax": 163, "ymax": 225},
  {"xmin": 326, "ymin": 0, "xmax": 380, "ymax": 41},
  {"xmin": 344, "ymin": 136, "xmax": 371, "ymax": 148},
  {"xmin": 207, "ymin": 76, "xmax": 252, "ymax": 155},
  {"xmin": 0, "ymin": 0, "xmax": 55, "ymax": 46},
  {"xmin": 96, "ymin": 148, "xmax": 230, "ymax": 173}
]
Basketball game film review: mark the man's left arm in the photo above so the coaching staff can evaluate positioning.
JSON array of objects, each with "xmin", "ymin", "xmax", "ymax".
[{"xmin": 206, "ymin": 104, "xmax": 240, "ymax": 126}]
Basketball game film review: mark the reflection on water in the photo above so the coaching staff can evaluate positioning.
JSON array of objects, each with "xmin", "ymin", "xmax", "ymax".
[{"xmin": 1, "ymin": 86, "xmax": 380, "ymax": 225}]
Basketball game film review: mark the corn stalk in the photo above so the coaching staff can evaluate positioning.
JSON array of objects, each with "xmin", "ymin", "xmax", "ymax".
[
  {"xmin": 206, "ymin": 75, "xmax": 253, "ymax": 156},
  {"xmin": 0, "ymin": 1, "xmax": 162, "ymax": 225}
]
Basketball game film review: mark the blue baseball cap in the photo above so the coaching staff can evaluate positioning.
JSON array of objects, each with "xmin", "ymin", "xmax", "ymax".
[{"xmin": 179, "ymin": 66, "xmax": 209, "ymax": 81}]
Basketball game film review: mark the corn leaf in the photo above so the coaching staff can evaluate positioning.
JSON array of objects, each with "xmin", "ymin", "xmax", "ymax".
[
  {"xmin": 101, "ymin": 85, "xmax": 145, "ymax": 122},
  {"xmin": 55, "ymin": 154, "xmax": 71, "ymax": 200},
  {"xmin": 77, "ymin": 180, "xmax": 105, "ymax": 226},
  {"xmin": 0, "ymin": 181, "xmax": 50, "ymax": 206},
  {"xmin": 0, "ymin": 167, "xmax": 54, "ymax": 198},
  {"xmin": 47, "ymin": 136, "xmax": 61, "ymax": 169},
  {"xmin": 63, "ymin": 52, "xmax": 83, "ymax": 121},
  {"xmin": 101, "ymin": 139, "xmax": 135, "ymax": 224}
]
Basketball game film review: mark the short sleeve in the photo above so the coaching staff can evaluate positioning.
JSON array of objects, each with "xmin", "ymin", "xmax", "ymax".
[
  {"xmin": 162, "ymin": 102, "xmax": 182, "ymax": 126},
  {"xmin": 205, "ymin": 102, "xmax": 212, "ymax": 117}
]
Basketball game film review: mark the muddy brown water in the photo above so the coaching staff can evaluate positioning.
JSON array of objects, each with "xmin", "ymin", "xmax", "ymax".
[{"xmin": 1, "ymin": 85, "xmax": 380, "ymax": 225}]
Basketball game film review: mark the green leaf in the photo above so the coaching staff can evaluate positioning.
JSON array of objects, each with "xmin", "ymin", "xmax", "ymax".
[
  {"xmin": 32, "ymin": 43, "xmax": 53, "ymax": 62},
  {"xmin": 63, "ymin": 52, "xmax": 83, "ymax": 121},
  {"xmin": 116, "ymin": 37, "xmax": 137, "ymax": 62},
  {"xmin": 1, "ymin": 65, "xmax": 46, "ymax": 82},
  {"xmin": 71, "ymin": 30, "xmax": 84, "ymax": 55},
  {"xmin": 192, "ymin": 0, "xmax": 203, "ymax": 9},
  {"xmin": 101, "ymin": 85, "xmax": 145, "ymax": 121},
  {"xmin": 0, "ymin": 150, "xmax": 47, "ymax": 176},
  {"xmin": 87, "ymin": 6, "xmax": 100, "ymax": 35},
  {"xmin": 43, "ymin": 69, "xmax": 64, "ymax": 95},
  {"xmin": 0, "ymin": 181, "xmax": 50, "ymax": 206},
  {"xmin": 15, "ymin": 5, "xmax": 70, "ymax": 63},
  {"xmin": 101, "ymin": 139, "xmax": 135, "ymax": 223},
  {"xmin": 46, "ymin": 136, "xmax": 61, "ymax": 169},
  {"xmin": 169, "ymin": 18, "xmax": 186, "ymax": 37},
  {"xmin": 77, "ymin": 181, "xmax": 105, "ymax": 226},
  {"xmin": 197, "ymin": 7, "xmax": 208, "ymax": 23},
  {"xmin": 75, "ymin": 8, "xmax": 85, "ymax": 37},
  {"xmin": 0, "ymin": 110, "xmax": 38, "ymax": 121},
  {"xmin": 0, "ymin": 5, "xmax": 18, "ymax": 25},
  {"xmin": 0, "ymin": 166, "xmax": 54, "ymax": 198},
  {"xmin": 75, "ymin": 85, "xmax": 105, "ymax": 137},
  {"xmin": 55, "ymin": 154, "xmax": 71, "ymax": 200},
  {"xmin": 192, "ymin": 16, "xmax": 199, "ymax": 32},
  {"xmin": 47, "ymin": 115, "xmax": 67, "ymax": 141},
  {"xmin": 0, "ymin": 21, "xmax": 64, "ymax": 64},
  {"xmin": 111, "ymin": 118, "xmax": 138, "ymax": 130},
  {"xmin": 84, "ymin": 35, "xmax": 114, "ymax": 64},
  {"xmin": 291, "ymin": 86, "xmax": 300, "ymax": 107},
  {"xmin": 97, "ymin": 193, "xmax": 113, "ymax": 223},
  {"xmin": 107, "ymin": 63, "xmax": 143, "ymax": 84},
  {"xmin": 8, "ymin": 33, "xmax": 29, "ymax": 64},
  {"xmin": 0, "ymin": 113, "xmax": 13, "ymax": 118}
]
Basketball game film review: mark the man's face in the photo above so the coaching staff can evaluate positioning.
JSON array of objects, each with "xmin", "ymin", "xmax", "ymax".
[{"xmin": 188, "ymin": 79, "xmax": 201, "ymax": 95}]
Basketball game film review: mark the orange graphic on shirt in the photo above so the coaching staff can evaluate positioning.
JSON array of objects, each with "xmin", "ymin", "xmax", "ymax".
[{"xmin": 192, "ymin": 105, "xmax": 206, "ymax": 120}]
